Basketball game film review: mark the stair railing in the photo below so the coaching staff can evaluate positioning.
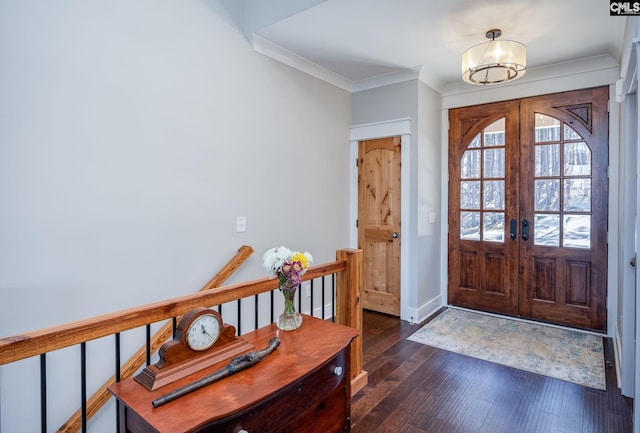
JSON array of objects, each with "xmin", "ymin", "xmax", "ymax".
[{"xmin": 0, "ymin": 248, "xmax": 366, "ymax": 433}]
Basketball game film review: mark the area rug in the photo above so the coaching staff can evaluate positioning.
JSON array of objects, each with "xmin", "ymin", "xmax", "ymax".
[{"xmin": 407, "ymin": 308, "xmax": 606, "ymax": 390}]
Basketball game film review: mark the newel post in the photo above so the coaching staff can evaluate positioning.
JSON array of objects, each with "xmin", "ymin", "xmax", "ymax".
[{"xmin": 335, "ymin": 248, "xmax": 368, "ymax": 396}]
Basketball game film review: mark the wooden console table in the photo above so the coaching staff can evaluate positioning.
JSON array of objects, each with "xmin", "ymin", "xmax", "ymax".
[{"xmin": 109, "ymin": 315, "xmax": 359, "ymax": 433}]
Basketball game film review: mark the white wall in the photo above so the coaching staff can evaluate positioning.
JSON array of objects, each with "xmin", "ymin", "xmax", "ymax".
[
  {"xmin": 0, "ymin": 1, "xmax": 351, "ymax": 432},
  {"xmin": 351, "ymin": 78, "xmax": 443, "ymax": 323},
  {"xmin": 417, "ymin": 81, "xmax": 443, "ymax": 318}
]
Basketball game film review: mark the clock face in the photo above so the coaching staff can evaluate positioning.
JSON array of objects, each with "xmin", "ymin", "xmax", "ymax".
[{"xmin": 185, "ymin": 313, "xmax": 221, "ymax": 351}]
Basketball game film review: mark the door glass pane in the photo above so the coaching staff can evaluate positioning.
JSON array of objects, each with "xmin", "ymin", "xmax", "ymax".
[
  {"xmin": 531, "ymin": 113, "xmax": 594, "ymax": 250},
  {"xmin": 484, "ymin": 148, "xmax": 505, "ymax": 178},
  {"xmin": 484, "ymin": 180, "xmax": 505, "ymax": 210},
  {"xmin": 468, "ymin": 133, "xmax": 481, "ymax": 148},
  {"xmin": 535, "ymin": 179, "xmax": 560, "ymax": 211},
  {"xmin": 535, "ymin": 144, "xmax": 560, "ymax": 177},
  {"xmin": 563, "ymin": 215, "xmax": 590, "ymax": 248},
  {"xmin": 564, "ymin": 124, "xmax": 582, "ymax": 140},
  {"xmin": 458, "ymin": 118, "xmax": 506, "ymax": 244},
  {"xmin": 535, "ymin": 114, "xmax": 560, "ymax": 142},
  {"xmin": 564, "ymin": 142, "xmax": 591, "ymax": 176},
  {"xmin": 461, "ymin": 150, "xmax": 481, "ymax": 179},
  {"xmin": 461, "ymin": 211, "xmax": 480, "ymax": 240},
  {"xmin": 483, "ymin": 213, "xmax": 504, "ymax": 242},
  {"xmin": 461, "ymin": 181, "xmax": 480, "ymax": 209},
  {"xmin": 534, "ymin": 214, "xmax": 560, "ymax": 246},
  {"xmin": 484, "ymin": 118, "xmax": 505, "ymax": 147},
  {"xmin": 564, "ymin": 179, "xmax": 591, "ymax": 212}
]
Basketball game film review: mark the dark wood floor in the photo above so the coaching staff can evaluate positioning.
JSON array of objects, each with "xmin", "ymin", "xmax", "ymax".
[{"xmin": 351, "ymin": 309, "xmax": 633, "ymax": 433}]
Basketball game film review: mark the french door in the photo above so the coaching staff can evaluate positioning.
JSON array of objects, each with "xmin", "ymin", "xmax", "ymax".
[{"xmin": 448, "ymin": 87, "xmax": 609, "ymax": 332}]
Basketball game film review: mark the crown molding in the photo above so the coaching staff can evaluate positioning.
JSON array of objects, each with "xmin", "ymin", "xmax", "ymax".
[
  {"xmin": 251, "ymin": 34, "xmax": 621, "ymax": 99},
  {"xmin": 251, "ymin": 35, "xmax": 428, "ymax": 93},
  {"xmin": 352, "ymin": 67, "xmax": 422, "ymax": 92},
  {"xmin": 250, "ymin": 34, "xmax": 353, "ymax": 91}
]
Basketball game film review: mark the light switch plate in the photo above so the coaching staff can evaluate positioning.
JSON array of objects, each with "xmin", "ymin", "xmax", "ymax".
[{"xmin": 236, "ymin": 216, "xmax": 246, "ymax": 232}]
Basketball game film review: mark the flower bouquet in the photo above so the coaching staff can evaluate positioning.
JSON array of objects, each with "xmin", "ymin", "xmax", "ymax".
[{"xmin": 263, "ymin": 246, "xmax": 313, "ymax": 330}]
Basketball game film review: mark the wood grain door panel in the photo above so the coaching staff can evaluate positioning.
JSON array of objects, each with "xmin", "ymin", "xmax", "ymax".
[
  {"xmin": 359, "ymin": 137, "xmax": 401, "ymax": 316},
  {"xmin": 518, "ymin": 87, "xmax": 608, "ymax": 331},
  {"xmin": 448, "ymin": 100, "xmax": 520, "ymax": 316},
  {"xmin": 448, "ymin": 87, "xmax": 608, "ymax": 331}
]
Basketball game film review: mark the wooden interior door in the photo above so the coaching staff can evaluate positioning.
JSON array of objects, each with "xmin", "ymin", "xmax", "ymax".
[
  {"xmin": 358, "ymin": 137, "xmax": 401, "ymax": 316},
  {"xmin": 448, "ymin": 87, "xmax": 609, "ymax": 331}
]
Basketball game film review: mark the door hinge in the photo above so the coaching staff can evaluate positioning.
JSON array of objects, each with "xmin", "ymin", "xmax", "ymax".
[
  {"xmin": 356, "ymin": 219, "xmax": 359, "ymax": 228},
  {"xmin": 356, "ymin": 158, "xmax": 359, "ymax": 167}
]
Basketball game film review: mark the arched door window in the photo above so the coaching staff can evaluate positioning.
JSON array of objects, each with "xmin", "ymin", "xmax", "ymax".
[
  {"xmin": 533, "ymin": 114, "xmax": 591, "ymax": 248},
  {"xmin": 460, "ymin": 118, "xmax": 506, "ymax": 242}
]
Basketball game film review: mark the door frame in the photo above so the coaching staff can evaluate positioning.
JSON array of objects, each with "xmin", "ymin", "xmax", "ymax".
[
  {"xmin": 349, "ymin": 118, "xmax": 417, "ymax": 322},
  {"xmin": 619, "ymin": 91, "xmax": 637, "ymax": 397},
  {"xmin": 358, "ymin": 137, "xmax": 402, "ymax": 316},
  {"xmin": 442, "ymin": 84, "xmax": 620, "ymax": 339}
]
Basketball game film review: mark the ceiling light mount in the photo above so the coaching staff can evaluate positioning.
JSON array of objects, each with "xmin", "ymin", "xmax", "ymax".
[
  {"xmin": 485, "ymin": 29, "xmax": 501, "ymax": 40},
  {"xmin": 462, "ymin": 28, "xmax": 526, "ymax": 85}
]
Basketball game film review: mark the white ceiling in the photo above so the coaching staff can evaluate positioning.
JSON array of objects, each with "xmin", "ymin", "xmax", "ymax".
[{"xmin": 237, "ymin": 0, "xmax": 627, "ymax": 92}]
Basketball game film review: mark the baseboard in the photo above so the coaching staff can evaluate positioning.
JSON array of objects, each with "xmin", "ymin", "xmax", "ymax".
[
  {"xmin": 405, "ymin": 294, "xmax": 443, "ymax": 325},
  {"xmin": 351, "ymin": 370, "xmax": 368, "ymax": 396},
  {"xmin": 613, "ymin": 327, "xmax": 623, "ymax": 389}
]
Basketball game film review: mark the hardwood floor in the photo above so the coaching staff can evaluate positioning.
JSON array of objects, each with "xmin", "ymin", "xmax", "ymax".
[{"xmin": 351, "ymin": 309, "xmax": 633, "ymax": 433}]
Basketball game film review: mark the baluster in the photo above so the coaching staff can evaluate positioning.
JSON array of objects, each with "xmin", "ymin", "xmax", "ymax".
[
  {"xmin": 172, "ymin": 317, "xmax": 177, "ymax": 338},
  {"xmin": 40, "ymin": 354, "xmax": 47, "ymax": 433},
  {"xmin": 270, "ymin": 290, "xmax": 274, "ymax": 324},
  {"xmin": 81, "ymin": 342, "xmax": 87, "ymax": 432},
  {"xmin": 115, "ymin": 333, "xmax": 121, "ymax": 433},
  {"xmin": 237, "ymin": 299, "xmax": 242, "ymax": 335},
  {"xmin": 332, "ymin": 275, "xmax": 336, "ymax": 322},
  {"xmin": 310, "ymin": 279, "xmax": 315, "ymax": 317},
  {"xmin": 145, "ymin": 325, "xmax": 151, "ymax": 366},
  {"xmin": 254, "ymin": 294, "xmax": 259, "ymax": 330},
  {"xmin": 322, "ymin": 276, "xmax": 326, "ymax": 320}
]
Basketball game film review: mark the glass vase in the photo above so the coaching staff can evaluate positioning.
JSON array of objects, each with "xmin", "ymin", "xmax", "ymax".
[{"xmin": 277, "ymin": 287, "xmax": 303, "ymax": 331}]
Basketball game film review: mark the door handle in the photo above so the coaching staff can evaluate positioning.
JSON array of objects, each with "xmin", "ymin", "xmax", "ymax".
[
  {"xmin": 522, "ymin": 218, "xmax": 529, "ymax": 241},
  {"xmin": 631, "ymin": 257, "xmax": 637, "ymax": 267},
  {"xmin": 391, "ymin": 232, "xmax": 398, "ymax": 239},
  {"xmin": 509, "ymin": 219, "xmax": 518, "ymax": 240}
]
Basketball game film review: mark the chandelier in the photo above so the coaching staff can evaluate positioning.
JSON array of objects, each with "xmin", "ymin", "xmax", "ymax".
[{"xmin": 462, "ymin": 29, "xmax": 526, "ymax": 85}]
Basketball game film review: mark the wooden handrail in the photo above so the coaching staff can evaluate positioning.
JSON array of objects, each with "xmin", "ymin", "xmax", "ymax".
[
  {"xmin": 57, "ymin": 245, "xmax": 255, "ymax": 433},
  {"xmin": 0, "ymin": 261, "xmax": 347, "ymax": 365},
  {"xmin": 0, "ymin": 249, "xmax": 364, "ymax": 432}
]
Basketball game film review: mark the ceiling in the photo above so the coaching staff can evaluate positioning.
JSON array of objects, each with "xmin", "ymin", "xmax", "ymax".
[{"xmin": 234, "ymin": 0, "xmax": 627, "ymax": 93}]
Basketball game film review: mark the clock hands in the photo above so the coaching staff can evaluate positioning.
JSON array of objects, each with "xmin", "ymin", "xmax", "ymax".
[{"xmin": 201, "ymin": 324, "xmax": 215, "ymax": 339}]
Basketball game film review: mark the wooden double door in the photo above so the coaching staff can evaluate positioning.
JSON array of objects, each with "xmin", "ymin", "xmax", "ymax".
[{"xmin": 448, "ymin": 87, "xmax": 609, "ymax": 332}]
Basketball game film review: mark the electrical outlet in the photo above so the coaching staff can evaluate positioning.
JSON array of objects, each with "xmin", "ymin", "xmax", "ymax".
[{"xmin": 304, "ymin": 283, "xmax": 311, "ymax": 298}]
